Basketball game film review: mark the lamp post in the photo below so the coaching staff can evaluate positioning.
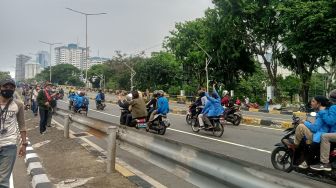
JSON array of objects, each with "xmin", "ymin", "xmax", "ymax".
[
  {"xmin": 122, "ymin": 62, "xmax": 136, "ymax": 91},
  {"xmin": 193, "ymin": 41, "xmax": 212, "ymax": 92},
  {"xmin": 66, "ymin": 8, "xmax": 106, "ymax": 86},
  {"xmin": 39, "ymin": 41, "xmax": 62, "ymax": 82}
]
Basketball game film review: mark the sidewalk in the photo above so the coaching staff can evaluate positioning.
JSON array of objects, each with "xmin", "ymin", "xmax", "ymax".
[{"xmin": 24, "ymin": 112, "xmax": 136, "ymax": 188}]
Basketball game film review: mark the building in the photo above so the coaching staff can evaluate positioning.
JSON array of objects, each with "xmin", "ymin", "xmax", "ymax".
[
  {"xmin": 55, "ymin": 43, "xmax": 88, "ymax": 70},
  {"xmin": 25, "ymin": 61, "xmax": 41, "ymax": 79},
  {"xmin": 36, "ymin": 51, "xmax": 50, "ymax": 69},
  {"xmin": 88, "ymin": 57, "xmax": 110, "ymax": 69},
  {"xmin": 15, "ymin": 54, "xmax": 31, "ymax": 81}
]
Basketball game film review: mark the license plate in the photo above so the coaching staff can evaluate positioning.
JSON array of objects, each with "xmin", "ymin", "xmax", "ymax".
[{"xmin": 137, "ymin": 123, "xmax": 147, "ymax": 128}]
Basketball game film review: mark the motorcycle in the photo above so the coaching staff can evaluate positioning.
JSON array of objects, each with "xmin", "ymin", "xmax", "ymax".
[
  {"xmin": 224, "ymin": 105, "xmax": 242, "ymax": 126},
  {"xmin": 191, "ymin": 115, "xmax": 225, "ymax": 137},
  {"xmin": 186, "ymin": 105, "xmax": 203, "ymax": 125},
  {"xmin": 271, "ymin": 113, "xmax": 336, "ymax": 183},
  {"xmin": 96, "ymin": 101, "xmax": 106, "ymax": 110},
  {"xmin": 134, "ymin": 114, "xmax": 170, "ymax": 135}
]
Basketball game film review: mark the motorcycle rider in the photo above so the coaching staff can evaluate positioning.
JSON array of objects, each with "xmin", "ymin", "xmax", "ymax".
[
  {"xmin": 198, "ymin": 84, "xmax": 224, "ymax": 129},
  {"xmin": 146, "ymin": 90, "xmax": 158, "ymax": 117},
  {"xmin": 221, "ymin": 90, "xmax": 230, "ymax": 107},
  {"xmin": 310, "ymin": 89, "xmax": 336, "ymax": 171},
  {"xmin": 95, "ymin": 89, "xmax": 106, "ymax": 108},
  {"xmin": 73, "ymin": 91, "xmax": 89, "ymax": 112},
  {"xmin": 189, "ymin": 88, "xmax": 207, "ymax": 118},
  {"xmin": 118, "ymin": 93, "xmax": 132, "ymax": 125},
  {"xmin": 128, "ymin": 90, "xmax": 148, "ymax": 126},
  {"xmin": 148, "ymin": 90, "xmax": 169, "ymax": 123},
  {"xmin": 283, "ymin": 96, "xmax": 331, "ymax": 169}
]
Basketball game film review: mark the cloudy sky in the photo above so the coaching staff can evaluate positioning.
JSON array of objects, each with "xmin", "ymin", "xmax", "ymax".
[{"xmin": 0, "ymin": 0, "xmax": 213, "ymax": 77}]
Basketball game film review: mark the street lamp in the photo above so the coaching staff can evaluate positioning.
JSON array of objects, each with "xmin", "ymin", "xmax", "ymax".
[
  {"xmin": 66, "ymin": 7, "xmax": 107, "ymax": 86},
  {"xmin": 122, "ymin": 62, "xmax": 136, "ymax": 91},
  {"xmin": 39, "ymin": 41, "xmax": 62, "ymax": 82},
  {"xmin": 193, "ymin": 41, "xmax": 212, "ymax": 92}
]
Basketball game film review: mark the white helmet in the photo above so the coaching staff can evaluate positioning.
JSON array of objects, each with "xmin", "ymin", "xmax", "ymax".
[
  {"xmin": 126, "ymin": 93, "xmax": 132, "ymax": 101},
  {"xmin": 222, "ymin": 90, "xmax": 229, "ymax": 96}
]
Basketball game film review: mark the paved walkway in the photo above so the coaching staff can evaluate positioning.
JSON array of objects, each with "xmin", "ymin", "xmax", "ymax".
[{"xmin": 18, "ymin": 111, "xmax": 136, "ymax": 188}]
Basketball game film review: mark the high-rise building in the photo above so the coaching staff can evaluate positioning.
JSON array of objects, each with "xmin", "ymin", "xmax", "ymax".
[
  {"xmin": 55, "ymin": 43, "xmax": 88, "ymax": 70},
  {"xmin": 15, "ymin": 54, "xmax": 31, "ymax": 81},
  {"xmin": 25, "ymin": 61, "xmax": 41, "ymax": 79},
  {"xmin": 36, "ymin": 51, "xmax": 50, "ymax": 69},
  {"xmin": 88, "ymin": 57, "xmax": 110, "ymax": 69}
]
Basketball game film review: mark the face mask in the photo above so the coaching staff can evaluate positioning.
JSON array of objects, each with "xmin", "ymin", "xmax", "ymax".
[{"xmin": 1, "ymin": 90, "xmax": 14, "ymax": 99}]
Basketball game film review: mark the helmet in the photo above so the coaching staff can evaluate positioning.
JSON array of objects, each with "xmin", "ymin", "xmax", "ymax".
[
  {"xmin": 330, "ymin": 89, "xmax": 336, "ymax": 103},
  {"xmin": 126, "ymin": 93, "xmax": 132, "ymax": 101},
  {"xmin": 157, "ymin": 90, "xmax": 164, "ymax": 96},
  {"xmin": 222, "ymin": 90, "xmax": 228, "ymax": 96}
]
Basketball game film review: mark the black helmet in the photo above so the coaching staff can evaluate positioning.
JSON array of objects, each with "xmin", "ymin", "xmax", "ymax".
[{"xmin": 0, "ymin": 78, "xmax": 16, "ymax": 87}]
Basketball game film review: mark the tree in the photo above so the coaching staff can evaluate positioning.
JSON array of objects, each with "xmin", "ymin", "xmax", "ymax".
[
  {"xmin": 164, "ymin": 19, "xmax": 207, "ymax": 87},
  {"xmin": 236, "ymin": 64, "xmax": 268, "ymax": 103},
  {"xmin": 277, "ymin": 0, "xmax": 335, "ymax": 102},
  {"xmin": 0, "ymin": 71, "xmax": 11, "ymax": 80},
  {"xmin": 278, "ymin": 75, "xmax": 301, "ymax": 103},
  {"xmin": 133, "ymin": 52, "xmax": 182, "ymax": 92},
  {"xmin": 35, "ymin": 64, "xmax": 84, "ymax": 86}
]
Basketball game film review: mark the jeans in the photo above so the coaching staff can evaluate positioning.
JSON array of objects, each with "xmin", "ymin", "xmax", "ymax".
[
  {"xmin": 125, "ymin": 114, "xmax": 133, "ymax": 126},
  {"xmin": 0, "ymin": 145, "xmax": 17, "ymax": 188},
  {"xmin": 39, "ymin": 109, "xmax": 49, "ymax": 133},
  {"xmin": 265, "ymin": 102, "xmax": 269, "ymax": 111},
  {"xmin": 31, "ymin": 100, "xmax": 38, "ymax": 114}
]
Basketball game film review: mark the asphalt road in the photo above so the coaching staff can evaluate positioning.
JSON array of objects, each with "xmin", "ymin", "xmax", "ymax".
[
  {"xmin": 85, "ymin": 91, "xmax": 294, "ymax": 122},
  {"xmin": 56, "ymin": 98, "xmax": 336, "ymax": 187}
]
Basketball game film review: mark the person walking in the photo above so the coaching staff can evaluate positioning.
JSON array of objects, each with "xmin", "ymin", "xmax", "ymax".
[
  {"xmin": 37, "ymin": 82, "xmax": 53, "ymax": 134},
  {"xmin": 0, "ymin": 78, "xmax": 27, "ymax": 187},
  {"xmin": 31, "ymin": 85, "xmax": 40, "ymax": 116}
]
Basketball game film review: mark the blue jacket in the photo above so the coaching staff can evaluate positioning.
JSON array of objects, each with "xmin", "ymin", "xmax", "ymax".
[
  {"xmin": 95, "ymin": 93, "xmax": 105, "ymax": 101},
  {"xmin": 157, "ymin": 96, "xmax": 169, "ymax": 115},
  {"xmin": 74, "ymin": 95, "xmax": 89, "ymax": 108},
  {"xmin": 304, "ymin": 110, "xmax": 329, "ymax": 143},
  {"xmin": 201, "ymin": 89, "xmax": 224, "ymax": 117},
  {"xmin": 321, "ymin": 105, "xmax": 336, "ymax": 133},
  {"xmin": 68, "ymin": 93, "xmax": 76, "ymax": 101}
]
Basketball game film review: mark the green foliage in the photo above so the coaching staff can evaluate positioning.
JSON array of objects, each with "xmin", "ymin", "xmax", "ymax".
[
  {"xmin": 236, "ymin": 64, "xmax": 268, "ymax": 103},
  {"xmin": 0, "ymin": 71, "xmax": 11, "ymax": 81},
  {"xmin": 134, "ymin": 52, "xmax": 182, "ymax": 92},
  {"xmin": 278, "ymin": 75, "xmax": 301, "ymax": 103},
  {"xmin": 35, "ymin": 64, "xmax": 84, "ymax": 86}
]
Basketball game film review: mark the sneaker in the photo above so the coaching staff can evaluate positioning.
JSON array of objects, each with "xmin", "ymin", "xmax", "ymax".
[
  {"xmin": 298, "ymin": 161, "xmax": 308, "ymax": 169},
  {"xmin": 310, "ymin": 163, "xmax": 332, "ymax": 171}
]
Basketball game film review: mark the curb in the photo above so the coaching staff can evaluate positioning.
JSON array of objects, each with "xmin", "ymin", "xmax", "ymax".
[{"xmin": 25, "ymin": 141, "xmax": 53, "ymax": 188}]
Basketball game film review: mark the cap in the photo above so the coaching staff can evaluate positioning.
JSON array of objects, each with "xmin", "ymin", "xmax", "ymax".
[{"xmin": 0, "ymin": 78, "xmax": 16, "ymax": 87}]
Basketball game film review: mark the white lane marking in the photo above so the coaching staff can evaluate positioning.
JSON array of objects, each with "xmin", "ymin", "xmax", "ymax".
[
  {"xmin": 167, "ymin": 128, "xmax": 272, "ymax": 154},
  {"xmin": 59, "ymin": 100, "xmax": 273, "ymax": 153},
  {"xmin": 10, "ymin": 173, "xmax": 14, "ymax": 188},
  {"xmin": 240, "ymin": 124, "xmax": 283, "ymax": 131}
]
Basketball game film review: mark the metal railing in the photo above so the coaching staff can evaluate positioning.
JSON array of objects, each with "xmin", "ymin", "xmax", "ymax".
[{"xmin": 54, "ymin": 109, "xmax": 315, "ymax": 188}]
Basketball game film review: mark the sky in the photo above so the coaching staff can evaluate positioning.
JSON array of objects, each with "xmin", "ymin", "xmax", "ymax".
[{"xmin": 0, "ymin": 0, "xmax": 213, "ymax": 77}]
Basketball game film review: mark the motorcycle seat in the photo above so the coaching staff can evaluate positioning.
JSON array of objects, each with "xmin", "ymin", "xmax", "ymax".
[{"xmin": 208, "ymin": 116, "xmax": 221, "ymax": 120}]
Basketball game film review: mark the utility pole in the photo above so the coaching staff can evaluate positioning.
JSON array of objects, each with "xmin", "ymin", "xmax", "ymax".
[
  {"xmin": 66, "ymin": 8, "xmax": 107, "ymax": 86},
  {"xmin": 122, "ymin": 62, "xmax": 136, "ymax": 91},
  {"xmin": 193, "ymin": 41, "xmax": 212, "ymax": 92}
]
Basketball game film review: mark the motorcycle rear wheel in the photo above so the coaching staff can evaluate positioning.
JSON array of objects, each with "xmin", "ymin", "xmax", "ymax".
[
  {"xmin": 157, "ymin": 122, "xmax": 166, "ymax": 135},
  {"xmin": 271, "ymin": 147, "xmax": 293, "ymax": 173},
  {"xmin": 212, "ymin": 122, "xmax": 224, "ymax": 137}
]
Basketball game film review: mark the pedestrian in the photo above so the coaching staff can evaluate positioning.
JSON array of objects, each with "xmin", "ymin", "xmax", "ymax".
[
  {"xmin": 0, "ymin": 78, "xmax": 27, "ymax": 187},
  {"xmin": 31, "ymin": 85, "xmax": 40, "ymax": 116},
  {"xmin": 235, "ymin": 97, "xmax": 241, "ymax": 106},
  {"xmin": 37, "ymin": 82, "xmax": 53, "ymax": 134},
  {"xmin": 47, "ymin": 85, "xmax": 58, "ymax": 127},
  {"xmin": 265, "ymin": 97, "xmax": 271, "ymax": 111}
]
